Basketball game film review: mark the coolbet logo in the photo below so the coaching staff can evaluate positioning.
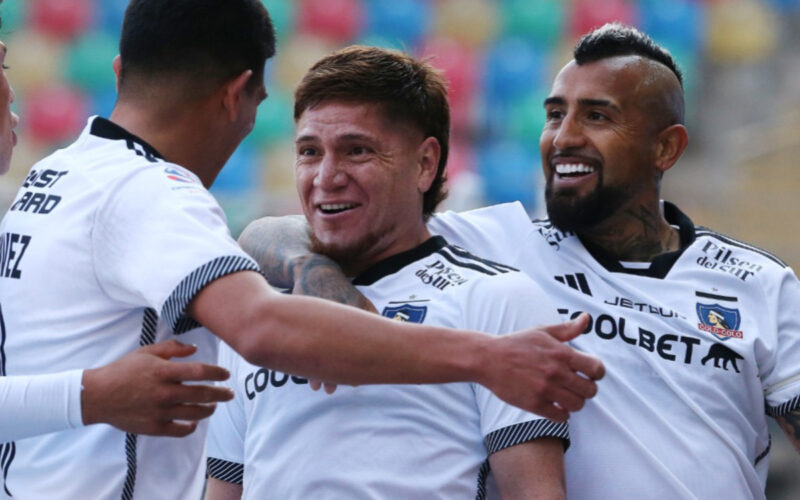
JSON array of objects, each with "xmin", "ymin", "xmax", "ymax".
[
  {"xmin": 696, "ymin": 303, "xmax": 743, "ymax": 340},
  {"xmin": 382, "ymin": 304, "xmax": 427, "ymax": 324},
  {"xmin": 164, "ymin": 166, "xmax": 195, "ymax": 183},
  {"xmin": 557, "ymin": 307, "xmax": 745, "ymax": 373}
]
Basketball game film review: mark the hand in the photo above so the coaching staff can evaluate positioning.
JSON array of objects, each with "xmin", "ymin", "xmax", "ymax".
[
  {"xmin": 308, "ymin": 379, "xmax": 338, "ymax": 394},
  {"xmin": 481, "ymin": 314, "xmax": 604, "ymax": 422},
  {"xmin": 81, "ymin": 340, "xmax": 234, "ymax": 437}
]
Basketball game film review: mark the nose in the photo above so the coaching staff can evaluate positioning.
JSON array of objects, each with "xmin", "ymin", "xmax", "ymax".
[
  {"xmin": 312, "ymin": 154, "xmax": 347, "ymax": 190},
  {"xmin": 551, "ymin": 114, "xmax": 586, "ymax": 151}
]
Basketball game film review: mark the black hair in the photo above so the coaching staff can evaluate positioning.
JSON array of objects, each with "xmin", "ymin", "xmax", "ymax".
[
  {"xmin": 119, "ymin": 0, "xmax": 275, "ymax": 94},
  {"xmin": 574, "ymin": 23, "xmax": 683, "ymax": 87}
]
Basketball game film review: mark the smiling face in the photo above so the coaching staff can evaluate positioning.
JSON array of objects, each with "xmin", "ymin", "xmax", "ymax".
[
  {"xmin": 0, "ymin": 42, "xmax": 19, "ymax": 175},
  {"xmin": 540, "ymin": 56, "xmax": 663, "ymax": 232},
  {"xmin": 295, "ymin": 100, "xmax": 438, "ymax": 273}
]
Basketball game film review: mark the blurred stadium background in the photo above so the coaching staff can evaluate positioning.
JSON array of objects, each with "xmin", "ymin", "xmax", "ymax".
[{"xmin": 0, "ymin": 0, "xmax": 797, "ymax": 496}]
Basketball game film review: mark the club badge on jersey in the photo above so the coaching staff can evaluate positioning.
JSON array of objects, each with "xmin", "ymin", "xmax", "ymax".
[
  {"xmin": 696, "ymin": 303, "xmax": 743, "ymax": 340},
  {"xmin": 381, "ymin": 304, "xmax": 427, "ymax": 324}
]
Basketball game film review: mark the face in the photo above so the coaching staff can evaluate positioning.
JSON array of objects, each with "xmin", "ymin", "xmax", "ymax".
[
  {"xmin": 540, "ymin": 57, "xmax": 660, "ymax": 232},
  {"xmin": 295, "ymin": 100, "xmax": 436, "ymax": 271},
  {"xmin": 0, "ymin": 42, "xmax": 19, "ymax": 175}
]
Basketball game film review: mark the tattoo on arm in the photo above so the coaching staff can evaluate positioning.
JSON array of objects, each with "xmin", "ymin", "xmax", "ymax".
[
  {"xmin": 293, "ymin": 255, "xmax": 376, "ymax": 312},
  {"xmin": 238, "ymin": 216, "xmax": 375, "ymax": 312},
  {"xmin": 777, "ymin": 409, "xmax": 800, "ymax": 454},
  {"xmin": 238, "ymin": 216, "xmax": 310, "ymax": 289}
]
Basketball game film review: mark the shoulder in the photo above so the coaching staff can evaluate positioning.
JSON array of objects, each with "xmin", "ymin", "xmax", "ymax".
[
  {"xmin": 430, "ymin": 201, "xmax": 530, "ymax": 231},
  {"xmin": 692, "ymin": 225, "xmax": 789, "ymax": 270},
  {"xmin": 438, "ymin": 243, "xmax": 556, "ymax": 316}
]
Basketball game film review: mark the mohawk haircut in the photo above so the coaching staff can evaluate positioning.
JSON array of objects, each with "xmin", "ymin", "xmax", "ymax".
[{"xmin": 574, "ymin": 23, "xmax": 683, "ymax": 87}]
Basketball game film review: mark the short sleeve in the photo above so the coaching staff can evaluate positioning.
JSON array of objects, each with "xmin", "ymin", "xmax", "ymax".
[
  {"xmin": 464, "ymin": 272, "xmax": 570, "ymax": 453},
  {"xmin": 427, "ymin": 202, "xmax": 533, "ymax": 264},
  {"xmin": 206, "ymin": 342, "xmax": 247, "ymax": 484},
  {"xmin": 92, "ymin": 164, "xmax": 260, "ymax": 332},
  {"xmin": 763, "ymin": 268, "xmax": 800, "ymax": 416}
]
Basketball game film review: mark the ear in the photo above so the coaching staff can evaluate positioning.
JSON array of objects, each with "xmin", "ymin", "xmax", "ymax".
[
  {"xmin": 112, "ymin": 55, "xmax": 122, "ymax": 93},
  {"xmin": 416, "ymin": 136, "xmax": 441, "ymax": 193},
  {"xmin": 221, "ymin": 69, "xmax": 253, "ymax": 122},
  {"xmin": 654, "ymin": 124, "xmax": 688, "ymax": 174}
]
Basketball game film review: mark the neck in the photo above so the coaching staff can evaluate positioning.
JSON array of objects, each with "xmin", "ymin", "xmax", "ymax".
[
  {"xmin": 341, "ymin": 225, "xmax": 433, "ymax": 277},
  {"xmin": 577, "ymin": 201, "xmax": 680, "ymax": 262},
  {"xmin": 109, "ymin": 100, "xmax": 224, "ymax": 188}
]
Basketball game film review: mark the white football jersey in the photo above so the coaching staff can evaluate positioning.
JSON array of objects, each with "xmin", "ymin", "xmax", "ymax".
[
  {"xmin": 207, "ymin": 236, "xmax": 568, "ymax": 499},
  {"xmin": 0, "ymin": 117, "xmax": 259, "ymax": 499},
  {"xmin": 428, "ymin": 201, "xmax": 800, "ymax": 500}
]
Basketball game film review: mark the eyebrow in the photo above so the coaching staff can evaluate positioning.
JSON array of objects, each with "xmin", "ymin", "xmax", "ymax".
[
  {"xmin": 295, "ymin": 133, "xmax": 376, "ymax": 144},
  {"xmin": 543, "ymin": 96, "xmax": 621, "ymax": 113}
]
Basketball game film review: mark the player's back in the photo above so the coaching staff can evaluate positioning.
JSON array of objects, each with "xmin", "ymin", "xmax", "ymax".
[{"xmin": 0, "ymin": 117, "xmax": 218, "ymax": 499}]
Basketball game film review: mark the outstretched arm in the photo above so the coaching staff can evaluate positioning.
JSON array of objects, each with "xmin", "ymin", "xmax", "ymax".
[
  {"xmin": 188, "ymin": 271, "xmax": 604, "ymax": 421},
  {"xmin": 1, "ymin": 340, "xmax": 233, "ymax": 442},
  {"xmin": 238, "ymin": 216, "xmax": 374, "ymax": 312}
]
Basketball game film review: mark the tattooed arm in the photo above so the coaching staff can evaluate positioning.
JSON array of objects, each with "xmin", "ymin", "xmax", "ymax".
[
  {"xmin": 238, "ymin": 215, "xmax": 376, "ymax": 312},
  {"xmin": 776, "ymin": 409, "xmax": 800, "ymax": 455}
]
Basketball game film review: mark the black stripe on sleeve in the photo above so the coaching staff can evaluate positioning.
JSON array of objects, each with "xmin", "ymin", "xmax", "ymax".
[
  {"xmin": 436, "ymin": 248, "xmax": 497, "ymax": 276},
  {"xmin": 445, "ymin": 245, "xmax": 518, "ymax": 273},
  {"xmin": 207, "ymin": 457, "xmax": 244, "ymax": 485},
  {"xmin": 121, "ymin": 433, "xmax": 138, "ymax": 500},
  {"xmin": 484, "ymin": 420, "xmax": 570, "ymax": 454},
  {"xmin": 161, "ymin": 255, "xmax": 261, "ymax": 334},
  {"xmin": 766, "ymin": 394, "xmax": 800, "ymax": 418}
]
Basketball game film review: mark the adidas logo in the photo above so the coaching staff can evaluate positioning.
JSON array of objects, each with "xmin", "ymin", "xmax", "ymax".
[{"xmin": 554, "ymin": 273, "xmax": 592, "ymax": 296}]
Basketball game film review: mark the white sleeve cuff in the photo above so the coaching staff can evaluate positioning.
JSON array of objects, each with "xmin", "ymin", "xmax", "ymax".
[{"xmin": 0, "ymin": 369, "xmax": 86, "ymax": 442}]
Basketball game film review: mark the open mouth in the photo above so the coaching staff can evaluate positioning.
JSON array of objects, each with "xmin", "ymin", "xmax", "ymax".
[
  {"xmin": 318, "ymin": 203, "xmax": 359, "ymax": 215},
  {"xmin": 554, "ymin": 163, "xmax": 597, "ymax": 178}
]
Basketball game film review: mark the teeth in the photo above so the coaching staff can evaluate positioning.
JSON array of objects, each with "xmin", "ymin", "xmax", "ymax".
[
  {"xmin": 555, "ymin": 163, "xmax": 596, "ymax": 175},
  {"xmin": 320, "ymin": 203, "xmax": 357, "ymax": 213}
]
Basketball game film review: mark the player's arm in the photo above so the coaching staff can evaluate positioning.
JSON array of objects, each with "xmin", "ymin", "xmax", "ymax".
[
  {"xmin": 768, "ymin": 270, "xmax": 800, "ymax": 455},
  {"xmin": 776, "ymin": 409, "xmax": 800, "ymax": 455},
  {"xmin": 204, "ymin": 478, "xmax": 242, "ymax": 500},
  {"xmin": 0, "ymin": 341, "xmax": 233, "ymax": 441},
  {"xmin": 238, "ymin": 216, "xmax": 375, "ymax": 312},
  {"xmin": 188, "ymin": 271, "xmax": 603, "ymax": 421},
  {"xmin": 490, "ymin": 438, "xmax": 566, "ymax": 500}
]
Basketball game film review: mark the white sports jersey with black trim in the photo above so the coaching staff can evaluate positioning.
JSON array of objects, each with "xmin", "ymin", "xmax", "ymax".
[
  {"xmin": 428, "ymin": 201, "xmax": 800, "ymax": 500},
  {"xmin": 207, "ymin": 236, "xmax": 568, "ymax": 499},
  {"xmin": 0, "ymin": 117, "xmax": 259, "ymax": 499}
]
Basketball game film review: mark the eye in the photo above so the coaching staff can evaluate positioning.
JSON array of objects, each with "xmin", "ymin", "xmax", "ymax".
[
  {"xmin": 297, "ymin": 146, "xmax": 317, "ymax": 157},
  {"xmin": 545, "ymin": 108, "xmax": 564, "ymax": 121},
  {"xmin": 587, "ymin": 111, "xmax": 608, "ymax": 121},
  {"xmin": 349, "ymin": 145, "xmax": 372, "ymax": 156}
]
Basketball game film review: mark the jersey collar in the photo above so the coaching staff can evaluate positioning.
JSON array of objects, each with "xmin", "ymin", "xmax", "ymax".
[
  {"xmin": 353, "ymin": 236, "xmax": 448, "ymax": 286},
  {"xmin": 577, "ymin": 201, "xmax": 696, "ymax": 279},
  {"xmin": 90, "ymin": 117, "xmax": 165, "ymax": 161}
]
